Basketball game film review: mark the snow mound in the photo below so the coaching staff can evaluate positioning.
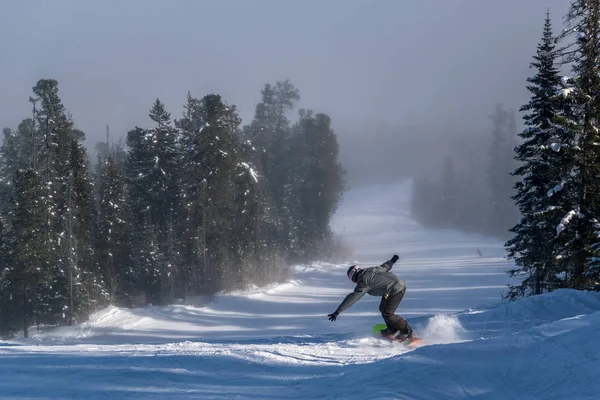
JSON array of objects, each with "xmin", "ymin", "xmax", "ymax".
[{"xmin": 457, "ymin": 288, "xmax": 600, "ymax": 338}]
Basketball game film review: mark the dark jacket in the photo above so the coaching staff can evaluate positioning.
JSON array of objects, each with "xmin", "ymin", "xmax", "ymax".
[{"xmin": 334, "ymin": 259, "xmax": 405, "ymax": 314}]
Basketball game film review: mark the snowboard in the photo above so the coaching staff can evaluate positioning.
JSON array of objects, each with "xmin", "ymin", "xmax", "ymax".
[{"xmin": 371, "ymin": 323, "xmax": 422, "ymax": 346}]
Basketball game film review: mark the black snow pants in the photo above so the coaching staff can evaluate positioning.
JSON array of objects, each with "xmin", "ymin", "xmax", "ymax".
[{"xmin": 379, "ymin": 287, "xmax": 412, "ymax": 335}]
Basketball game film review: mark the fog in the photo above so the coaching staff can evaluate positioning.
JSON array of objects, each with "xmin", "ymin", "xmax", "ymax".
[{"xmin": 1, "ymin": 0, "xmax": 571, "ymax": 187}]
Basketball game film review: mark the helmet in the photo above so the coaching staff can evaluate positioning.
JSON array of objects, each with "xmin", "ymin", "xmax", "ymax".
[{"xmin": 347, "ymin": 265, "xmax": 361, "ymax": 283}]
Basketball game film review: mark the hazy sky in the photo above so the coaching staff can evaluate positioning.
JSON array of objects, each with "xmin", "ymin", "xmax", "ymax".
[{"xmin": 1, "ymin": 0, "xmax": 572, "ymax": 185}]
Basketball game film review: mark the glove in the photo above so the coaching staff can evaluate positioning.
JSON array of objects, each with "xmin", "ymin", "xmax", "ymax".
[
  {"xmin": 391, "ymin": 254, "xmax": 399, "ymax": 263},
  {"xmin": 328, "ymin": 311, "xmax": 339, "ymax": 321}
]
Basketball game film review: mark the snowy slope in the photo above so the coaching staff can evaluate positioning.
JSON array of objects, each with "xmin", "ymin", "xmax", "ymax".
[{"xmin": 1, "ymin": 180, "xmax": 599, "ymax": 399}]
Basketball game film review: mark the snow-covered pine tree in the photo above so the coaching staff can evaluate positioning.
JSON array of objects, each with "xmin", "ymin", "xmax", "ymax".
[
  {"xmin": 175, "ymin": 93, "xmax": 244, "ymax": 293},
  {"xmin": 243, "ymin": 81, "xmax": 300, "ymax": 257},
  {"xmin": 95, "ymin": 152, "xmax": 131, "ymax": 305},
  {"xmin": 174, "ymin": 93, "xmax": 204, "ymax": 296},
  {"xmin": 125, "ymin": 100, "xmax": 183, "ymax": 303},
  {"xmin": 0, "ymin": 126, "xmax": 25, "ymax": 319},
  {"xmin": 65, "ymin": 137, "xmax": 104, "ymax": 324},
  {"xmin": 238, "ymin": 119, "xmax": 282, "ymax": 279},
  {"xmin": 16, "ymin": 80, "xmax": 105, "ymax": 326},
  {"xmin": 146, "ymin": 99, "xmax": 181, "ymax": 300},
  {"xmin": 505, "ymin": 11, "xmax": 566, "ymax": 299},
  {"xmin": 0, "ymin": 122, "xmax": 34, "ymax": 212},
  {"xmin": 553, "ymin": 0, "xmax": 600, "ymax": 290},
  {"xmin": 126, "ymin": 127, "xmax": 161, "ymax": 304},
  {"xmin": 30, "ymin": 79, "xmax": 78, "ymax": 325},
  {"xmin": 9, "ymin": 168, "xmax": 45, "ymax": 337},
  {"xmin": 0, "ymin": 128, "xmax": 18, "ymax": 210},
  {"xmin": 0, "ymin": 217, "xmax": 14, "ymax": 337},
  {"xmin": 197, "ymin": 94, "xmax": 242, "ymax": 291},
  {"xmin": 231, "ymin": 153, "xmax": 261, "ymax": 285},
  {"xmin": 0, "ymin": 110, "xmax": 41, "ymax": 336}
]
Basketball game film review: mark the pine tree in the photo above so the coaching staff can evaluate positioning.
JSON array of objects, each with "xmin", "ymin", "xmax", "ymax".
[
  {"xmin": 237, "ymin": 127, "xmax": 282, "ymax": 280},
  {"xmin": 174, "ymin": 93, "xmax": 204, "ymax": 295},
  {"xmin": 553, "ymin": 0, "xmax": 600, "ymax": 290},
  {"xmin": 0, "ymin": 122, "xmax": 34, "ymax": 211},
  {"xmin": 96, "ymin": 153, "xmax": 131, "ymax": 304},
  {"xmin": 0, "ymin": 217, "xmax": 14, "ymax": 337},
  {"xmin": 65, "ymin": 137, "xmax": 104, "ymax": 324},
  {"xmin": 175, "ymin": 93, "xmax": 246, "ymax": 292},
  {"xmin": 124, "ymin": 100, "xmax": 176, "ymax": 303},
  {"xmin": 243, "ymin": 81, "xmax": 300, "ymax": 256},
  {"xmin": 146, "ymin": 99, "xmax": 181, "ymax": 300},
  {"xmin": 30, "ymin": 79, "xmax": 75, "ymax": 325},
  {"xmin": 126, "ymin": 124, "xmax": 161, "ymax": 304},
  {"xmin": 505, "ymin": 11, "xmax": 565, "ymax": 299},
  {"xmin": 231, "ymin": 156, "xmax": 260, "ymax": 285},
  {"xmin": 9, "ymin": 168, "xmax": 45, "ymax": 337},
  {"xmin": 194, "ymin": 94, "xmax": 242, "ymax": 291},
  {"xmin": 289, "ymin": 110, "xmax": 347, "ymax": 260},
  {"xmin": 0, "ymin": 116, "xmax": 39, "ymax": 335}
]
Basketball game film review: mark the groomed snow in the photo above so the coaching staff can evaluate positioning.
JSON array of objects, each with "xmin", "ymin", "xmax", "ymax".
[{"xmin": 1, "ymin": 180, "xmax": 599, "ymax": 399}]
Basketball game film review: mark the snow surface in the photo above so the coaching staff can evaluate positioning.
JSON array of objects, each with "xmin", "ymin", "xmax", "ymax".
[{"xmin": 2, "ymin": 180, "xmax": 600, "ymax": 399}]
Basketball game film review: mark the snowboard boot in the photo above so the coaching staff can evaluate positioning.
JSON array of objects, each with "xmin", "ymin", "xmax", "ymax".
[
  {"xmin": 379, "ymin": 327, "xmax": 395, "ymax": 337},
  {"xmin": 390, "ymin": 327, "xmax": 413, "ymax": 342}
]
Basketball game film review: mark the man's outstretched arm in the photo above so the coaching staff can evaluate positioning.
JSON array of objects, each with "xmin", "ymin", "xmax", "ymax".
[
  {"xmin": 378, "ymin": 254, "xmax": 400, "ymax": 272},
  {"xmin": 328, "ymin": 284, "xmax": 368, "ymax": 321}
]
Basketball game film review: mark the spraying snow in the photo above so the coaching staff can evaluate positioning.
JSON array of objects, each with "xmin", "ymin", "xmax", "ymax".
[{"xmin": 421, "ymin": 314, "xmax": 466, "ymax": 344}]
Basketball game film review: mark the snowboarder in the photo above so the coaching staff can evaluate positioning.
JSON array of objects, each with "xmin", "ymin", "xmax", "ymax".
[{"xmin": 327, "ymin": 254, "xmax": 413, "ymax": 340}]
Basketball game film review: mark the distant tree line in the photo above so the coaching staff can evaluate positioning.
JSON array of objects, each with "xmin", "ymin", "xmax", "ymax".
[
  {"xmin": 413, "ymin": 3, "xmax": 600, "ymax": 299},
  {"xmin": 410, "ymin": 104, "xmax": 520, "ymax": 239},
  {"xmin": 0, "ymin": 79, "xmax": 346, "ymax": 338}
]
